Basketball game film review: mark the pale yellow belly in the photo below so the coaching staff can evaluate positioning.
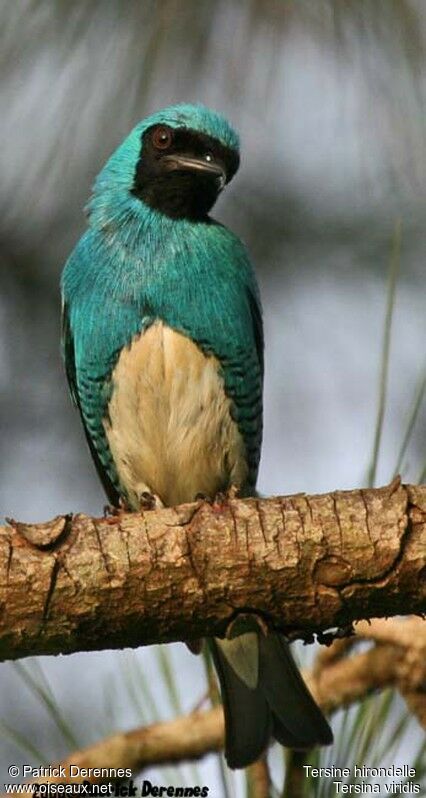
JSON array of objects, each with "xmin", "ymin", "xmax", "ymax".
[{"xmin": 103, "ymin": 321, "xmax": 248, "ymax": 508}]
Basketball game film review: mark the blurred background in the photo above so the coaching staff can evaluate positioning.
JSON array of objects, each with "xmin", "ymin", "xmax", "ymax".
[{"xmin": 0, "ymin": 1, "xmax": 425, "ymax": 796}]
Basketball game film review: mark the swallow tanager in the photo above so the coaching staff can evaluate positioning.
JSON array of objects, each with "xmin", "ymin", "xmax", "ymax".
[{"xmin": 61, "ymin": 103, "xmax": 332, "ymax": 767}]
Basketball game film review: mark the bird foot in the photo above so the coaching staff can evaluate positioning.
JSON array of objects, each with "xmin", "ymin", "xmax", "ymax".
[
  {"xmin": 194, "ymin": 484, "xmax": 241, "ymax": 505},
  {"xmin": 139, "ymin": 491, "xmax": 164, "ymax": 511},
  {"xmin": 194, "ymin": 491, "xmax": 213, "ymax": 504},
  {"xmin": 103, "ymin": 498, "xmax": 128, "ymax": 517},
  {"xmin": 193, "ymin": 486, "xmax": 241, "ymax": 512},
  {"xmin": 213, "ymin": 484, "xmax": 241, "ymax": 506}
]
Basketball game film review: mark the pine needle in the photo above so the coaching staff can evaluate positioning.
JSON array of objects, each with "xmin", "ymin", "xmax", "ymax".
[
  {"xmin": 155, "ymin": 645, "xmax": 203, "ymax": 787},
  {"xmin": 11, "ymin": 660, "xmax": 78, "ymax": 750},
  {"xmin": 394, "ymin": 367, "xmax": 426, "ymax": 477},
  {"xmin": 367, "ymin": 219, "xmax": 402, "ymax": 487},
  {"xmin": 0, "ymin": 720, "xmax": 48, "ymax": 764}
]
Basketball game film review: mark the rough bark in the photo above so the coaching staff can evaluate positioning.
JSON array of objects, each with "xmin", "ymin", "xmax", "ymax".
[
  {"xmin": 57, "ymin": 707, "xmax": 224, "ymax": 775},
  {"xmin": 0, "ymin": 479, "xmax": 425, "ymax": 661}
]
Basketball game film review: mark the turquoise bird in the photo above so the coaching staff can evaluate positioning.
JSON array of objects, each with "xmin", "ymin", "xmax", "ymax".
[{"xmin": 61, "ymin": 103, "xmax": 332, "ymax": 767}]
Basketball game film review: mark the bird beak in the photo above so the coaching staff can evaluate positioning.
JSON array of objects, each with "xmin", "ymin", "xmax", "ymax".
[{"xmin": 162, "ymin": 155, "xmax": 227, "ymax": 190}]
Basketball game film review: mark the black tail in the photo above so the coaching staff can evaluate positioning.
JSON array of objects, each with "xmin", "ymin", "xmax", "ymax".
[{"xmin": 210, "ymin": 633, "xmax": 333, "ymax": 769}]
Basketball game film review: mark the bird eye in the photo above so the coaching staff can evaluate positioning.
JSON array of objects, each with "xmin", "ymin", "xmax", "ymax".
[
  {"xmin": 204, "ymin": 152, "xmax": 213, "ymax": 162},
  {"xmin": 152, "ymin": 126, "xmax": 173, "ymax": 150}
]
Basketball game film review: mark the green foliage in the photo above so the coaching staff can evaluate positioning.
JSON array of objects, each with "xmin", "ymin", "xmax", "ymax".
[
  {"xmin": 394, "ymin": 368, "xmax": 426, "ymax": 478},
  {"xmin": 367, "ymin": 221, "xmax": 401, "ymax": 488},
  {"xmin": 5, "ymin": 660, "xmax": 79, "ymax": 750},
  {"xmin": 281, "ymin": 222, "xmax": 425, "ymax": 798},
  {"xmin": 0, "ymin": 720, "xmax": 48, "ymax": 765},
  {"xmin": 300, "ymin": 690, "xmax": 426, "ymax": 797}
]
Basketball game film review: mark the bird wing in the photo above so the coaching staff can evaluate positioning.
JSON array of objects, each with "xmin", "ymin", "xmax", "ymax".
[
  {"xmin": 61, "ymin": 227, "xmax": 160, "ymax": 507},
  {"xmin": 215, "ymin": 265, "xmax": 264, "ymax": 496},
  {"xmin": 61, "ymin": 300, "xmax": 122, "ymax": 506},
  {"xmin": 247, "ymin": 283, "xmax": 264, "ymax": 379}
]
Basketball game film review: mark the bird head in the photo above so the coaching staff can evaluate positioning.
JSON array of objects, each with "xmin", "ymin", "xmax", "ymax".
[{"xmin": 91, "ymin": 104, "xmax": 240, "ymax": 222}]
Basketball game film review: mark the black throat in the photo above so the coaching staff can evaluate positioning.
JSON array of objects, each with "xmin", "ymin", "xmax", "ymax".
[{"xmin": 131, "ymin": 126, "xmax": 239, "ymax": 221}]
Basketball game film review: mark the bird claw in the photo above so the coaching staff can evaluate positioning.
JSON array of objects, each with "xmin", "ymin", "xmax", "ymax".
[
  {"xmin": 214, "ymin": 484, "xmax": 241, "ymax": 506},
  {"xmin": 139, "ymin": 491, "xmax": 164, "ymax": 511},
  {"xmin": 225, "ymin": 484, "xmax": 240, "ymax": 500},
  {"xmin": 103, "ymin": 498, "xmax": 128, "ymax": 517},
  {"xmin": 194, "ymin": 492, "xmax": 213, "ymax": 504},
  {"xmin": 194, "ymin": 485, "xmax": 241, "ymax": 509}
]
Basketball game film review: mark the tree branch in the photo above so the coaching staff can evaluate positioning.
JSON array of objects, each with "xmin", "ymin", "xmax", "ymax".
[
  {"xmin": 0, "ymin": 480, "xmax": 425, "ymax": 661},
  {"xmin": 8, "ymin": 618, "xmax": 425, "ymax": 792}
]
